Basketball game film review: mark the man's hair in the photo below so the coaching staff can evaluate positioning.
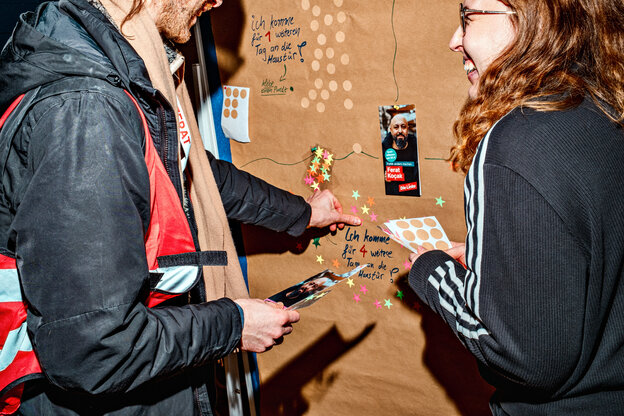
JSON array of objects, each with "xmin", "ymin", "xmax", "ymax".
[
  {"xmin": 450, "ymin": 0, "xmax": 624, "ymax": 174},
  {"xmin": 121, "ymin": 0, "xmax": 146, "ymax": 32}
]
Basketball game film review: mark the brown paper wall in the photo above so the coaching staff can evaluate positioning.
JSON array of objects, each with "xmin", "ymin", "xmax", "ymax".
[{"xmin": 211, "ymin": 1, "xmax": 494, "ymax": 414}]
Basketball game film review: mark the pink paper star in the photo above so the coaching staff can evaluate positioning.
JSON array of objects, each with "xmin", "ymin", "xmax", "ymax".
[
  {"xmin": 353, "ymin": 293, "xmax": 360, "ymax": 303},
  {"xmin": 351, "ymin": 205, "xmax": 358, "ymax": 215},
  {"xmin": 323, "ymin": 150, "xmax": 330, "ymax": 159},
  {"xmin": 369, "ymin": 212, "xmax": 378, "ymax": 222},
  {"xmin": 360, "ymin": 285, "xmax": 368, "ymax": 294},
  {"xmin": 374, "ymin": 299, "xmax": 382, "ymax": 309},
  {"xmin": 404, "ymin": 259, "xmax": 412, "ymax": 270},
  {"xmin": 304, "ymin": 175, "xmax": 315, "ymax": 185}
]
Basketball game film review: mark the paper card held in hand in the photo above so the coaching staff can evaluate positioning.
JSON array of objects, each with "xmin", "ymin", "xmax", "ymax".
[
  {"xmin": 267, "ymin": 264, "xmax": 369, "ymax": 310},
  {"xmin": 380, "ymin": 216, "xmax": 451, "ymax": 253}
]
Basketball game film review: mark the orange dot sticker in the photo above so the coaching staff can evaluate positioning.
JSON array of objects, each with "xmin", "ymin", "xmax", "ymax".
[
  {"xmin": 403, "ymin": 230, "xmax": 416, "ymax": 241},
  {"xmin": 231, "ymin": 110, "xmax": 238, "ymax": 119},
  {"xmin": 410, "ymin": 242, "xmax": 420, "ymax": 251},
  {"xmin": 410, "ymin": 219, "xmax": 423, "ymax": 228},
  {"xmin": 233, "ymin": 89, "xmax": 240, "ymax": 98},
  {"xmin": 232, "ymin": 99, "xmax": 239, "ymax": 108},
  {"xmin": 431, "ymin": 228, "xmax": 443, "ymax": 239},
  {"xmin": 417, "ymin": 229, "xmax": 430, "ymax": 241},
  {"xmin": 224, "ymin": 98, "xmax": 231, "ymax": 107},
  {"xmin": 240, "ymin": 89, "xmax": 247, "ymax": 99},
  {"xmin": 223, "ymin": 109, "xmax": 230, "ymax": 118},
  {"xmin": 396, "ymin": 221, "xmax": 410, "ymax": 229},
  {"xmin": 424, "ymin": 218, "xmax": 437, "ymax": 227},
  {"xmin": 436, "ymin": 241, "xmax": 450, "ymax": 250},
  {"xmin": 225, "ymin": 88, "xmax": 232, "ymax": 97},
  {"xmin": 422, "ymin": 242, "xmax": 434, "ymax": 250}
]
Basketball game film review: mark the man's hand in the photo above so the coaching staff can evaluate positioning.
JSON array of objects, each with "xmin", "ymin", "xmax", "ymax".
[
  {"xmin": 307, "ymin": 190, "xmax": 362, "ymax": 231},
  {"xmin": 409, "ymin": 241, "xmax": 466, "ymax": 267},
  {"xmin": 234, "ymin": 298, "xmax": 300, "ymax": 353}
]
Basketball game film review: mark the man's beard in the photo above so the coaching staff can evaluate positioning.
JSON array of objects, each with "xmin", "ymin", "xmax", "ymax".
[
  {"xmin": 157, "ymin": 0, "xmax": 198, "ymax": 43},
  {"xmin": 394, "ymin": 135, "xmax": 407, "ymax": 149}
]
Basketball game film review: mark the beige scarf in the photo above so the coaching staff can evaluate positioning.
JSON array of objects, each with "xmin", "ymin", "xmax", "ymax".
[{"xmin": 100, "ymin": 0, "xmax": 249, "ymax": 301}]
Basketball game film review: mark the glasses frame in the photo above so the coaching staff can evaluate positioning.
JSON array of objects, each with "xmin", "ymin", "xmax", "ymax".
[{"xmin": 460, "ymin": 3, "xmax": 516, "ymax": 34}]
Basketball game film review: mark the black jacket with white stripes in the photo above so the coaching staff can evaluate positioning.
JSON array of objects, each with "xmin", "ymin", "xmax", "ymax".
[{"xmin": 409, "ymin": 98, "xmax": 624, "ymax": 415}]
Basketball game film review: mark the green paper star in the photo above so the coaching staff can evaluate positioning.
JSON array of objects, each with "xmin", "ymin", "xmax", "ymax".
[
  {"xmin": 384, "ymin": 299, "xmax": 393, "ymax": 309},
  {"xmin": 352, "ymin": 190, "xmax": 360, "ymax": 200},
  {"xmin": 312, "ymin": 238, "xmax": 321, "ymax": 248},
  {"xmin": 396, "ymin": 290, "xmax": 404, "ymax": 300},
  {"xmin": 323, "ymin": 172, "xmax": 331, "ymax": 181},
  {"xmin": 313, "ymin": 156, "xmax": 321, "ymax": 164},
  {"xmin": 435, "ymin": 196, "xmax": 446, "ymax": 207}
]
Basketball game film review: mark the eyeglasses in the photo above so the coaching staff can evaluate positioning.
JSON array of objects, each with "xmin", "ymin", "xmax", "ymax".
[{"xmin": 460, "ymin": 3, "xmax": 516, "ymax": 34}]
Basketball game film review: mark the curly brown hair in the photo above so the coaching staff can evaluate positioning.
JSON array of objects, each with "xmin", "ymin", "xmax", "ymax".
[{"xmin": 450, "ymin": 0, "xmax": 624, "ymax": 174}]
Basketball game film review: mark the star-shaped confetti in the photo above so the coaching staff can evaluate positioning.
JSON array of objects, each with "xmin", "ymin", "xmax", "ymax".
[
  {"xmin": 346, "ymin": 278, "xmax": 355, "ymax": 288},
  {"xmin": 361, "ymin": 205, "xmax": 370, "ymax": 215},
  {"xmin": 374, "ymin": 299, "xmax": 382, "ymax": 309},
  {"xmin": 436, "ymin": 196, "xmax": 446, "ymax": 207},
  {"xmin": 351, "ymin": 205, "xmax": 358, "ymax": 215},
  {"xmin": 304, "ymin": 175, "xmax": 315, "ymax": 185},
  {"xmin": 352, "ymin": 190, "xmax": 360, "ymax": 200},
  {"xmin": 312, "ymin": 238, "xmax": 321, "ymax": 248},
  {"xmin": 353, "ymin": 293, "xmax": 361, "ymax": 303},
  {"xmin": 309, "ymin": 164, "xmax": 317, "ymax": 173},
  {"xmin": 325, "ymin": 154, "xmax": 333, "ymax": 164},
  {"xmin": 367, "ymin": 196, "xmax": 375, "ymax": 207},
  {"xmin": 323, "ymin": 172, "xmax": 331, "ymax": 182},
  {"xmin": 403, "ymin": 259, "xmax": 412, "ymax": 269},
  {"xmin": 316, "ymin": 255, "xmax": 324, "ymax": 264},
  {"xmin": 313, "ymin": 156, "xmax": 321, "ymax": 164},
  {"xmin": 384, "ymin": 299, "xmax": 393, "ymax": 309},
  {"xmin": 323, "ymin": 150, "xmax": 330, "ymax": 159},
  {"xmin": 315, "ymin": 147, "xmax": 324, "ymax": 157},
  {"xmin": 396, "ymin": 290, "xmax": 404, "ymax": 300},
  {"xmin": 311, "ymin": 182, "xmax": 320, "ymax": 191},
  {"xmin": 360, "ymin": 285, "xmax": 368, "ymax": 294},
  {"xmin": 332, "ymin": 259, "xmax": 340, "ymax": 269},
  {"xmin": 369, "ymin": 212, "xmax": 378, "ymax": 222}
]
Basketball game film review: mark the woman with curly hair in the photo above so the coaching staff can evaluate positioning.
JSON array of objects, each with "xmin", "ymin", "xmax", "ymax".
[{"xmin": 408, "ymin": 1, "xmax": 624, "ymax": 414}]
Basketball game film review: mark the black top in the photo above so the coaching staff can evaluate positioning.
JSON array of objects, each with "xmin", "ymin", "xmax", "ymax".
[{"xmin": 409, "ymin": 99, "xmax": 624, "ymax": 415}]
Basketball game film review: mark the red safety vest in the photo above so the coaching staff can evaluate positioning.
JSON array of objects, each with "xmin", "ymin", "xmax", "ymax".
[{"xmin": 0, "ymin": 91, "xmax": 213, "ymax": 414}]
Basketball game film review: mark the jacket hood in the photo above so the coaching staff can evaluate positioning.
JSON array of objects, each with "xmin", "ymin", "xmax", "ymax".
[{"xmin": 0, "ymin": 0, "xmax": 154, "ymax": 110}]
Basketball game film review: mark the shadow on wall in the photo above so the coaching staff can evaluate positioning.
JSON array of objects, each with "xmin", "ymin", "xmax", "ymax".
[
  {"xmin": 261, "ymin": 324, "xmax": 376, "ymax": 416},
  {"xmin": 395, "ymin": 275, "xmax": 495, "ymax": 416}
]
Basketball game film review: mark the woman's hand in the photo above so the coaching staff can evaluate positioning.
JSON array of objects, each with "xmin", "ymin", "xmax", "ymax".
[{"xmin": 409, "ymin": 241, "xmax": 466, "ymax": 268}]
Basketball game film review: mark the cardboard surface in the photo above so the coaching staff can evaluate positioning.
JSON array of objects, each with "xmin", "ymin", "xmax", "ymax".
[{"xmin": 211, "ymin": 0, "xmax": 494, "ymax": 414}]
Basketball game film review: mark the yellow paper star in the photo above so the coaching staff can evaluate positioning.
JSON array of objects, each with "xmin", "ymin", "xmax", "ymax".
[
  {"xmin": 316, "ymin": 255, "xmax": 324, "ymax": 264},
  {"xmin": 315, "ymin": 147, "xmax": 324, "ymax": 157},
  {"xmin": 311, "ymin": 182, "xmax": 320, "ymax": 191},
  {"xmin": 361, "ymin": 205, "xmax": 370, "ymax": 214},
  {"xmin": 325, "ymin": 154, "xmax": 334, "ymax": 164},
  {"xmin": 346, "ymin": 278, "xmax": 355, "ymax": 288}
]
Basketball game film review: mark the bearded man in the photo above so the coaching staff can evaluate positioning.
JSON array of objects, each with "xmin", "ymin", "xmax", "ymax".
[
  {"xmin": 382, "ymin": 114, "xmax": 420, "ymax": 196},
  {"xmin": 0, "ymin": 0, "xmax": 360, "ymax": 414}
]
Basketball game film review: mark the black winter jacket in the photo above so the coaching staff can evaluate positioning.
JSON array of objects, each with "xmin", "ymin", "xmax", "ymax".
[{"xmin": 0, "ymin": 1, "xmax": 310, "ymax": 414}]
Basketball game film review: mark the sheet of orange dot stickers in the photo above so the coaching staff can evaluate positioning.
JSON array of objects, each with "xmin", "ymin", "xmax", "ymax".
[{"xmin": 210, "ymin": 1, "xmax": 493, "ymax": 414}]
